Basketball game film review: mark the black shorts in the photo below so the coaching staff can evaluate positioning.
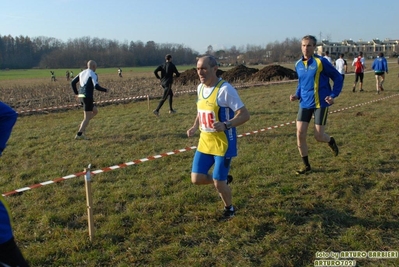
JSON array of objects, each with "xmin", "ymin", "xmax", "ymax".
[
  {"xmin": 374, "ymin": 72, "xmax": 385, "ymax": 76},
  {"xmin": 354, "ymin": 72, "xmax": 364, "ymax": 83},
  {"xmin": 80, "ymin": 97, "xmax": 95, "ymax": 112},
  {"xmin": 297, "ymin": 107, "xmax": 329, "ymax": 125}
]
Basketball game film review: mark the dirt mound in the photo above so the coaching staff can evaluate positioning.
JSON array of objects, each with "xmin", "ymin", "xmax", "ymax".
[
  {"xmin": 175, "ymin": 68, "xmax": 225, "ymax": 85},
  {"xmin": 220, "ymin": 64, "xmax": 259, "ymax": 83},
  {"xmin": 174, "ymin": 64, "xmax": 296, "ymax": 85},
  {"xmin": 250, "ymin": 65, "xmax": 297, "ymax": 82},
  {"xmin": 175, "ymin": 68, "xmax": 197, "ymax": 85}
]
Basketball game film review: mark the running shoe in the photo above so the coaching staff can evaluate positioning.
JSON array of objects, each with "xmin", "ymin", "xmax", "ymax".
[
  {"xmin": 223, "ymin": 206, "xmax": 235, "ymax": 219},
  {"xmin": 296, "ymin": 165, "xmax": 311, "ymax": 175},
  {"xmin": 328, "ymin": 137, "xmax": 339, "ymax": 156}
]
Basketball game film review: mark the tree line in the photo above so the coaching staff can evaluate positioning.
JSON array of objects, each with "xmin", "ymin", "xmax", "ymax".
[{"xmin": 0, "ymin": 34, "xmax": 302, "ymax": 69}]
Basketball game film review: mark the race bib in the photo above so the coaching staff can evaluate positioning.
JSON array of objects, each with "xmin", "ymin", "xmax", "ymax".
[{"xmin": 198, "ymin": 110, "xmax": 216, "ymax": 132}]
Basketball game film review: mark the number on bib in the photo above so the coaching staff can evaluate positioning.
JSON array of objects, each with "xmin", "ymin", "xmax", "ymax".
[{"xmin": 199, "ymin": 110, "xmax": 216, "ymax": 132}]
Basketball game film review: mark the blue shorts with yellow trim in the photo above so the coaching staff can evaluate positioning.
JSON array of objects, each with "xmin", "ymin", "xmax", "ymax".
[{"xmin": 191, "ymin": 150, "xmax": 232, "ymax": 181}]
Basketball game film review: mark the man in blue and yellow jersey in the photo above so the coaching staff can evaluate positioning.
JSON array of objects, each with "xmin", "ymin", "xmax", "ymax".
[
  {"xmin": 0, "ymin": 102, "xmax": 29, "ymax": 266},
  {"xmin": 187, "ymin": 56, "xmax": 250, "ymax": 219},
  {"xmin": 290, "ymin": 35, "xmax": 343, "ymax": 175}
]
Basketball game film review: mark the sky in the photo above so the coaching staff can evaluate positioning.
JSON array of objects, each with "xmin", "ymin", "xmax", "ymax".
[{"xmin": 1, "ymin": 0, "xmax": 398, "ymax": 54}]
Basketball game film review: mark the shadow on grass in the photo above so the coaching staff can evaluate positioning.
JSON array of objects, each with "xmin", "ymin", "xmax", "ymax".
[{"xmin": 283, "ymin": 202, "xmax": 399, "ymax": 231}]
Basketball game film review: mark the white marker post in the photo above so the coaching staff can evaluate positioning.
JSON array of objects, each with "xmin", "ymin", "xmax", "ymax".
[
  {"xmin": 147, "ymin": 94, "xmax": 150, "ymax": 110},
  {"xmin": 84, "ymin": 164, "xmax": 94, "ymax": 241}
]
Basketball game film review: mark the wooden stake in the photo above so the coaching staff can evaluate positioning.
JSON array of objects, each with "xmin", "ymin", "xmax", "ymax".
[
  {"xmin": 84, "ymin": 164, "xmax": 94, "ymax": 241},
  {"xmin": 147, "ymin": 94, "xmax": 150, "ymax": 110}
]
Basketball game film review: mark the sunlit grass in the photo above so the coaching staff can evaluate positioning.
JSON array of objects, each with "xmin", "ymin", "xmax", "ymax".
[{"xmin": 1, "ymin": 65, "xmax": 399, "ymax": 266}]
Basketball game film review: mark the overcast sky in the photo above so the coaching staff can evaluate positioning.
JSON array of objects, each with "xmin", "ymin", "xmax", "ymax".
[{"xmin": 1, "ymin": 0, "xmax": 398, "ymax": 54}]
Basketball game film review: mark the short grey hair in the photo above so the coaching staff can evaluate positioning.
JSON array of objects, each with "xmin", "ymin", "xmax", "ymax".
[
  {"xmin": 302, "ymin": 35, "xmax": 317, "ymax": 46},
  {"xmin": 87, "ymin": 60, "xmax": 97, "ymax": 69},
  {"xmin": 199, "ymin": 56, "xmax": 218, "ymax": 68}
]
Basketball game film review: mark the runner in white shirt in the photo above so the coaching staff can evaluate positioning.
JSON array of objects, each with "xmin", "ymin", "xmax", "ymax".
[
  {"xmin": 323, "ymin": 51, "xmax": 333, "ymax": 65},
  {"xmin": 335, "ymin": 53, "xmax": 347, "ymax": 81}
]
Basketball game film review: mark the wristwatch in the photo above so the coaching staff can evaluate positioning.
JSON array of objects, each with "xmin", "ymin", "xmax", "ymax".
[{"xmin": 224, "ymin": 121, "xmax": 232, "ymax": 130}]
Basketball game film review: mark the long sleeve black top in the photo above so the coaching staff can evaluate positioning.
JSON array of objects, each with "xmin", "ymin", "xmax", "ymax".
[{"xmin": 154, "ymin": 62, "xmax": 180, "ymax": 86}]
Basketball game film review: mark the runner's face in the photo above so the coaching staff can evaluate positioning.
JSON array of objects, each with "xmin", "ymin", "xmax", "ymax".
[
  {"xmin": 301, "ymin": 39, "xmax": 315, "ymax": 59},
  {"xmin": 197, "ymin": 58, "xmax": 213, "ymax": 85},
  {"xmin": 197, "ymin": 58, "xmax": 211, "ymax": 84}
]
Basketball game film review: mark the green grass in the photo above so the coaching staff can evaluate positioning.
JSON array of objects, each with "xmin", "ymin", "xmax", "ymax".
[
  {"xmin": 2, "ymin": 65, "xmax": 399, "ymax": 266},
  {"xmin": 0, "ymin": 66, "xmax": 198, "ymax": 81},
  {"xmin": 0, "ymin": 68, "xmax": 82, "ymax": 80},
  {"xmin": 0, "ymin": 63, "xmax": 285, "ymax": 83},
  {"xmin": 0, "ymin": 59, "xmax": 396, "ymax": 81}
]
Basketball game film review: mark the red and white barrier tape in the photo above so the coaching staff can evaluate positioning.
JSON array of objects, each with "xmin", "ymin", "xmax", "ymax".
[
  {"xmin": 16, "ymin": 95, "xmax": 149, "ymax": 114},
  {"xmin": 2, "ymin": 146, "xmax": 197, "ymax": 197},
  {"xmin": 3, "ymin": 93, "xmax": 398, "ymax": 197},
  {"xmin": 15, "ymin": 80, "xmax": 296, "ymax": 115},
  {"xmin": 14, "ymin": 69, "xmax": 388, "ymax": 115}
]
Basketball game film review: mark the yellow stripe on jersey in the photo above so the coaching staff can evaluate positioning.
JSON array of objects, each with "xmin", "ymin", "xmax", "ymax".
[
  {"xmin": 197, "ymin": 80, "xmax": 228, "ymax": 156},
  {"xmin": 313, "ymin": 57, "xmax": 323, "ymax": 108}
]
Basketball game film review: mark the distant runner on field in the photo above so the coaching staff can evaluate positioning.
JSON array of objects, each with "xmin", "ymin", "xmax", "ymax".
[{"xmin": 71, "ymin": 60, "xmax": 108, "ymax": 140}]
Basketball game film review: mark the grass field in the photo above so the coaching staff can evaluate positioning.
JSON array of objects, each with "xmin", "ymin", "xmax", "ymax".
[
  {"xmin": 1, "ymin": 64, "xmax": 399, "ymax": 266},
  {"xmin": 0, "ymin": 66, "xmax": 200, "ymax": 82},
  {"xmin": 0, "ymin": 64, "xmax": 289, "ymax": 86}
]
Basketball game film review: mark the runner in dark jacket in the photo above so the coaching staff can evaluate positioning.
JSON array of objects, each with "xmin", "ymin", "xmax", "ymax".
[{"xmin": 153, "ymin": 54, "xmax": 180, "ymax": 116}]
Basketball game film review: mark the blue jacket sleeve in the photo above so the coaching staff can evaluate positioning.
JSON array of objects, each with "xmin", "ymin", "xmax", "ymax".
[
  {"xmin": 295, "ymin": 84, "xmax": 301, "ymax": 99},
  {"xmin": 294, "ymin": 62, "xmax": 301, "ymax": 99}
]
